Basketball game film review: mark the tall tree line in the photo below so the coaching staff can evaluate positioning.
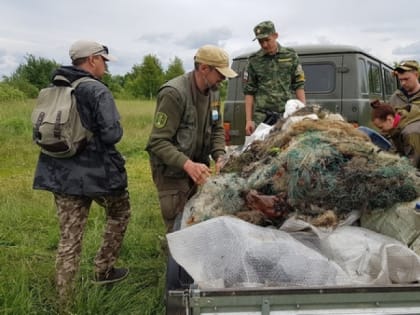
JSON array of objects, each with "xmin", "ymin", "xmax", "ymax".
[{"xmin": 1, "ymin": 54, "xmax": 186, "ymax": 100}]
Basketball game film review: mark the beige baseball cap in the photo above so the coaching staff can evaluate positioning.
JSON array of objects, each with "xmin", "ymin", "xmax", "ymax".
[
  {"xmin": 69, "ymin": 40, "xmax": 116, "ymax": 62},
  {"xmin": 194, "ymin": 45, "xmax": 237, "ymax": 78}
]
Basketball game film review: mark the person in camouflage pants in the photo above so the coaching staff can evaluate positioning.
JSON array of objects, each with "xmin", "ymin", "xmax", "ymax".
[
  {"xmin": 54, "ymin": 193, "xmax": 130, "ymax": 299},
  {"xmin": 243, "ymin": 20, "xmax": 306, "ymax": 135},
  {"xmin": 33, "ymin": 40, "xmax": 131, "ymax": 305}
]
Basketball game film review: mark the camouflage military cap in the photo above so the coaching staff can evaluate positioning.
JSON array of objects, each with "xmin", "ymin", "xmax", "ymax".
[
  {"xmin": 253, "ymin": 20, "xmax": 276, "ymax": 41},
  {"xmin": 394, "ymin": 60, "xmax": 419, "ymax": 72}
]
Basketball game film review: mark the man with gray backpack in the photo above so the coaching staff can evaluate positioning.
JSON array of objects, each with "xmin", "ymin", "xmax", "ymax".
[{"xmin": 32, "ymin": 40, "xmax": 131, "ymax": 306}]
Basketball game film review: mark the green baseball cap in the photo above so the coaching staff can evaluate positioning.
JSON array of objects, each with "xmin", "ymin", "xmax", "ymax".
[
  {"xmin": 253, "ymin": 21, "xmax": 276, "ymax": 41},
  {"xmin": 394, "ymin": 60, "xmax": 419, "ymax": 72}
]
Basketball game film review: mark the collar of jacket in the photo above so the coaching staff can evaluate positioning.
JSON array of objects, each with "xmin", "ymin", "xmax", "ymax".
[{"xmin": 256, "ymin": 42, "xmax": 282, "ymax": 57}]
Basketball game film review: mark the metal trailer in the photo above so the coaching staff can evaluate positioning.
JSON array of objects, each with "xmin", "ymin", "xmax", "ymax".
[{"xmin": 167, "ymin": 284, "xmax": 420, "ymax": 314}]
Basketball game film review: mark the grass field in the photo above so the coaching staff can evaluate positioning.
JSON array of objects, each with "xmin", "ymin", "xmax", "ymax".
[{"xmin": 0, "ymin": 99, "xmax": 167, "ymax": 314}]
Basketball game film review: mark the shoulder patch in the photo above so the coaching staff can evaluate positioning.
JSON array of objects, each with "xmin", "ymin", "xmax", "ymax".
[
  {"xmin": 154, "ymin": 112, "xmax": 168, "ymax": 128},
  {"xmin": 243, "ymin": 70, "xmax": 249, "ymax": 82},
  {"xmin": 278, "ymin": 58, "xmax": 292, "ymax": 62}
]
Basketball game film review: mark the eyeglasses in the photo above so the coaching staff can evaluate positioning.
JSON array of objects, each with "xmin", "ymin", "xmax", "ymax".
[
  {"xmin": 210, "ymin": 66, "xmax": 226, "ymax": 80},
  {"xmin": 92, "ymin": 45, "xmax": 109, "ymax": 56}
]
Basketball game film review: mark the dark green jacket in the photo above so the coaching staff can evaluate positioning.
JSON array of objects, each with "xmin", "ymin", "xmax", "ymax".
[
  {"xmin": 33, "ymin": 66, "xmax": 127, "ymax": 196},
  {"xmin": 146, "ymin": 72, "xmax": 225, "ymax": 179}
]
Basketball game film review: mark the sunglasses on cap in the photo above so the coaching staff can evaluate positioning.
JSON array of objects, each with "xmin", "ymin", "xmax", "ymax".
[
  {"xmin": 93, "ymin": 45, "xmax": 109, "ymax": 56},
  {"xmin": 401, "ymin": 63, "xmax": 417, "ymax": 70}
]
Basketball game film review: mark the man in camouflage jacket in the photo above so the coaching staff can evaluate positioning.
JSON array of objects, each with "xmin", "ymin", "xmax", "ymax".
[{"xmin": 243, "ymin": 20, "xmax": 306, "ymax": 135}]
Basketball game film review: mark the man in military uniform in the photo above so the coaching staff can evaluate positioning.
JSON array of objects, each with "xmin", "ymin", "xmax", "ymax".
[
  {"xmin": 146, "ymin": 45, "xmax": 237, "ymax": 233},
  {"xmin": 33, "ymin": 40, "xmax": 131, "ymax": 304},
  {"xmin": 243, "ymin": 20, "xmax": 306, "ymax": 135},
  {"xmin": 389, "ymin": 60, "xmax": 420, "ymax": 109}
]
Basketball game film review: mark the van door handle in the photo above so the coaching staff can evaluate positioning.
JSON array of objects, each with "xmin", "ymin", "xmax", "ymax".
[{"xmin": 337, "ymin": 67, "xmax": 349, "ymax": 73}]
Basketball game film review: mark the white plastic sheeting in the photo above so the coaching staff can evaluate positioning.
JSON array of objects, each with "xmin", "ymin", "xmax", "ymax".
[
  {"xmin": 283, "ymin": 99, "xmax": 306, "ymax": 119},
  {"xmin": 167, "ymin": 216, "xmax": 420, "ymax": 289}
]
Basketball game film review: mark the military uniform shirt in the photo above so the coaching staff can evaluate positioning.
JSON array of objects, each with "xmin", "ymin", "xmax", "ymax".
[{"xmin": 243, "ymin": 43, "xmax": 305, "ymax": 113}]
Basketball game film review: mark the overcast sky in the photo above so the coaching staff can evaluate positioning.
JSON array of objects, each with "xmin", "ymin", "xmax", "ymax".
[{"xmin": 1, "ymin": 0, "xmax": 419, "ymax": 78}]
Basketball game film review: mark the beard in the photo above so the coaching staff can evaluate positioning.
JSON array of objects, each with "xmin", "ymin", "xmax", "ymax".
[
  {"xmin": 209, "ymin": 83, "xmax": 220, "ymax": 92},
  {"xmin": 204, "ymin": 75, "xmax": 220, "ymax": 92}
]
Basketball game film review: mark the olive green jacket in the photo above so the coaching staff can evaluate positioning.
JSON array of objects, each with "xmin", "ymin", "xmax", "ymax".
[
  {"xmin": 390, "ymin": 106, "xmax": 420, "ymax": 168},
  {"xmin": 146, "ymin": 72, "xmax": 225, "ymax": 180},
  {"xmin": 389, "ymin": 88, "xmax": 420, "ymax": 110}
]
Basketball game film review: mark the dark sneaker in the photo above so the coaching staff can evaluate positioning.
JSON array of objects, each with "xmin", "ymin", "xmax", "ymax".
[{"xmin": 92, "ymin": 267, "xmax": 129, "ymax": 285}]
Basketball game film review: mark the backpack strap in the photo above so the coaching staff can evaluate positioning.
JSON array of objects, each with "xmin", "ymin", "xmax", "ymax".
[
  {"xmin": 53, "ymin": 111, "xmax": 62, "ymax": 138},
  {"xmin": 52, "ymin": 75, "xmax": 96, "ymax": 88},
  {"xmin": 71, "ymin": 76, "xmax": 97, "ymax": 88},
  {"xmin": 47, "ymin": 75, "xmax": 96, "ymax": 139},
  {"xmin": 33, "ymin": 112, "xmax": 45, "ymax": 141},
  {"xmin": 52, "ymin": 75, "xmax": 72, "ymax": 86}
]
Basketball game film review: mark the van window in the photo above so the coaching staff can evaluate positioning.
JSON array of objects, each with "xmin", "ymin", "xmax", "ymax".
[
  {"xmin": 302, "ymin": 63, "xmax": 335, "ymax": 93},
  {"xmin": 368, "ymin": 62, "xmax": 382, "ymax": 94},
  {"xmin": 358, "ymin": 59, "xmax": 368, "ymax": 95},
  {"xmin": 383, "ymin": 68, "xmax": 397, "ymax": 97}
]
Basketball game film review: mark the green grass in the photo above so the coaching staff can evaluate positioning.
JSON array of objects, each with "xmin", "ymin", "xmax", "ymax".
[{"xmin": 0, "ymin": 99, "xmax": 167, "ymax": 314}]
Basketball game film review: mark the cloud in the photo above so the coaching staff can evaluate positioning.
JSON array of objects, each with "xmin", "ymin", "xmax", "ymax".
[
  {"xmin": 392, "ymin": 41, "xmax": 420, "ymax": 62},
  {"xmin": 0, "ymin": 54, "xmax": 20, "ymax": 77},
  {"xmin": 176, "ymin": 27, "xmax": 233, "ymax": 49},
  {"xmin": 1, "ymin": 0, "xmax": 420, "ymax": 78},
  {"xmin": 362, "ymin": 25, "xmax": 412, "ymax": 34},
  {"xmin": 393, "ymin": 41, "xmax": 420, "ymax": 55},
  {"xmin": 138, "ymin": 33, "xmax": 174, "ymax": 44}
]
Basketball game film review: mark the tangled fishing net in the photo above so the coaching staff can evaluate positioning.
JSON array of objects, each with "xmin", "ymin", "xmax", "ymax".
[{"xmin": 182, "ymin": 106, "xmax": 420, "ymax": 229}]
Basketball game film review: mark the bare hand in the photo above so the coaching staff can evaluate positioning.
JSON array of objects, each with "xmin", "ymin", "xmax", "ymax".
[
  {"xmin": 183, "ymin": 160, "xmax": 211, "ymax": 184},
  {"xmin": 245, "ymin": 120, "xmax": 255, "ymax": 136}
]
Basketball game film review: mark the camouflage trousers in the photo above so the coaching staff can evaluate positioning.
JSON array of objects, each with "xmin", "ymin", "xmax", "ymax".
[{"xmin": 53, "ymin": 191, "xmax": 130, "ymax": 300}]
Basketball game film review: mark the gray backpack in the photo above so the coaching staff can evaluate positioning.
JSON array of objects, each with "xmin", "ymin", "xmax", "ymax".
[{"xmin": 32, "ymin": 75, "xmax": 94, "ymax": 158}]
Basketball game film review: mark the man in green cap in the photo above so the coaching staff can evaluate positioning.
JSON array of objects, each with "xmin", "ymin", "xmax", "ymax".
[
  {"xmin": 389, "ymin": 60, "xmax": 420, "ymax": 110},
  {"xmin": 243, "ymin": 20, "xmax": 306, "ymax": 135}
]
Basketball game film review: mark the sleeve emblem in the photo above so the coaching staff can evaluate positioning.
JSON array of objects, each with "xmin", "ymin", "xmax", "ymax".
[{"xmin": 154, "ymin": 112, "xmax": 168, "ymax": 128}]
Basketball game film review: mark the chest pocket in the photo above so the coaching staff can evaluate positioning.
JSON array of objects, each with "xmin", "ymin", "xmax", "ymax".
[{"xmin": 176, "ymin": 107, "xmax": 197, "ymax": 156}]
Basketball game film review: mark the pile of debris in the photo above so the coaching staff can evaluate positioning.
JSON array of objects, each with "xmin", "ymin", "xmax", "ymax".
[{"xmin": 182, "ymin": 106, "xmax": 420, "ymax": 228}]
